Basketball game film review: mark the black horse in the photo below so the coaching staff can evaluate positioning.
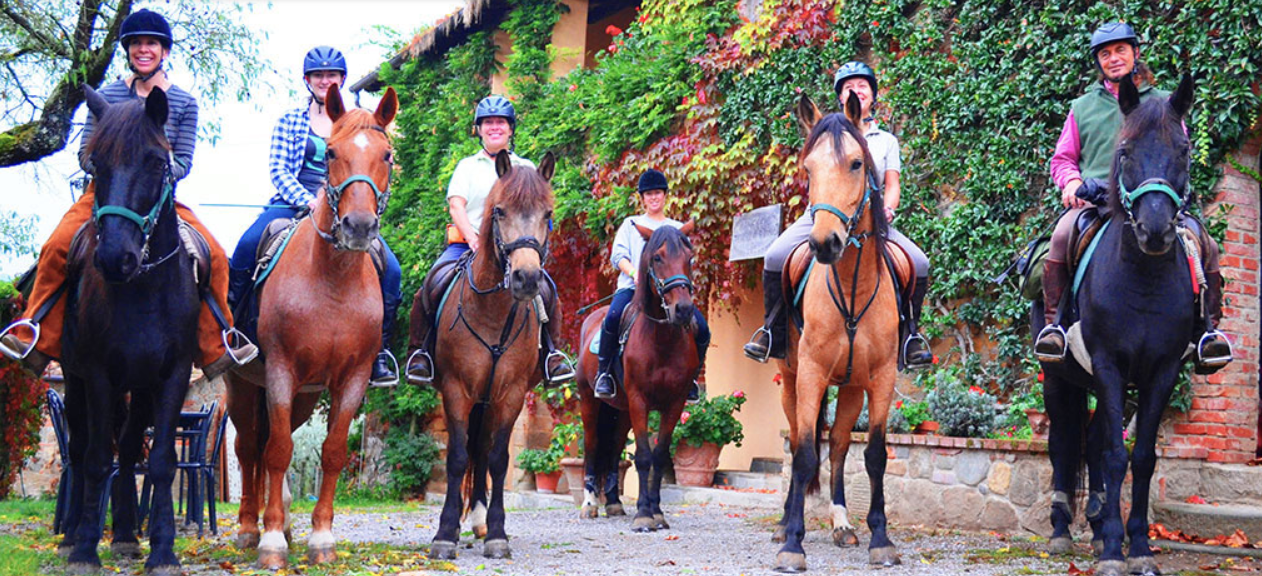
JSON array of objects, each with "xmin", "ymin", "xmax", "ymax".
[
  {"xmin": 1036, "ymin": 74, "xmax": 1198, "ymax": 576},
  {"xmin": 58, "ymin": 85, "xmax": 200, "ymax": 576}
]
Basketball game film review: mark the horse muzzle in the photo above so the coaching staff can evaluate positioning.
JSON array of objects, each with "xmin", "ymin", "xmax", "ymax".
[
  {"xmin": 510, "ymin": 267, "xmax": 543, "ymax": 301},
  {"xmin": 666, "ymin": 300, "xmax": 695, "ymax": 327},
  {"xmin": 810, "ymin": 231, "xmax": 847, "ymax": 265},
  {"xmin": 94, "ymin": 222, "xmax": 144, "ymax": 283},
  {"xmin": 1133, "ymin": 219, "xmax": 1177, "ymax": 256},
  {"xmin": 337, "ymin": 212, "xmax": 379, "ymax": 252}
]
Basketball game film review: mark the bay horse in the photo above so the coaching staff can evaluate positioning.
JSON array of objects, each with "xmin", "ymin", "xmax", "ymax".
[
  {"xmin": 58, "ymin": 85, "xmax": 200, "ymax": 576},
  {"xmin": 1037, "ymin": 74, "xmax": 1198, "ymax": 576},
  {"xmin": 225, "ymin": 85, "xmax": 398, "ymax": 569},
  {"xmin": 771, "ymin": 94, "xmax": 901, "ymax": 572},
  {"xmin": 574, "ymin": 222, "xmax": 699, "ymax": 529},
  {"xmin": 423, "ymin": 150, "xmax": 556, "ymax": 561}
]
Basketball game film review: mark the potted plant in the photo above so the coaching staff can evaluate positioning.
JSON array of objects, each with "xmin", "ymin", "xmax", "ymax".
[
  {"xmin": 670, "ymin": 391, "xmax": 747, "ymax": 486},
  {"xmin": 516, "ymin": 447, "xmax": 562, "ymax": 493},
  {"xmin": 1009, "ymin": 380, "xmax": 1048, "ymax": 440},
  {"xmin": 546, "ymin": 421, "xmax": 585, "ymax": 501},
  {"xmin": 896, "ymin": 399, "xmax": 936, "ymax": 434}
]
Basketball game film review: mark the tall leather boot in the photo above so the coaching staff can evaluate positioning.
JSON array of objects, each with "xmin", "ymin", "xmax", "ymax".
[
  {"xmin": 743, "ymin": 270, "xmax": 786, "ymax": 362},
  {"xmin": 1034, "ymin": 259, "xmax": 1070, "ymax": 362},
  {"xmin": 1194, "ymin": 270, "xmax": 1233, "ymax": 374},
  {"xmin": 902, "ymin": 276, "xmax": 933, "ymax": 368},
  {"xmin": 227, "ymin": 266, "xmax": 252, "ymax": 311},
  {"xmin": 371, "ymin": 294, "xmax": 400, "ymax": 387}
]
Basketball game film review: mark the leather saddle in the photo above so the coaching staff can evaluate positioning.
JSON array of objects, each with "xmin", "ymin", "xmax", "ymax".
[
  {"xmin": 253, "ymin": 216, "xmax": 386, "ymax": 283},
  {"xmin": 782, "ymin": 239, "xmax": 914, "ymax": 320},
  {"xmin": 67, "ymin": 218, "xmax": 211, "ymax": 290}
]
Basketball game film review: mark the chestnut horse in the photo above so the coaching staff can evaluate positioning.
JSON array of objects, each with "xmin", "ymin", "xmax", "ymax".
[
  {"xmin": 575, "ymin": 222, "xmax": 698, "ymax": 529},
  {"xmin": 425, "ymin": 150, "xmax": 557, "ymax": 561},
  {"xmin": 226, "ymin": 85, "xmax": 398, "ymax": 569},
  {"xmin": 771, "ymin": 94, "xmax": 901, "ymax": 572}
]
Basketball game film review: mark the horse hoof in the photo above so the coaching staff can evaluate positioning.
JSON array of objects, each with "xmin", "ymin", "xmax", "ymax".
[
  {"xmin": 605, "ymin": 503, "xmax": 626, "ymax": 517},
  {"xmin": 57, "ymin": 542, "xmax": 75, "ymax": 559},
  {"xmin": 473, "ymin": 524, "xmax": 488, "ymax": 539},
  {"xmin": 111, "ymin": 541, "xmax": 143, "ymax": 559},
  {"xmin": 632, "ymin": 515, "xmax": 655, "ymax": 532},
  {"xmin": 580, "ymin": 505, "xmax": 599, "ymax": 519},
  {"xmin": 1092, "ymin": 539, "xmax": 1105, "ymax": 557},
  {"xmin": 771, "ymin": 526, "xmax": 787, "ymax": 543},
  {"xmin": 483, "ymin": 539, "xmax": 511, "ymax": 559},
  {"xmin": 1126, "ymin": 555, "xmax": 1160, "ymax": 575},
  {"xmin": 307, "ymin": 545, "xmax": 337, "ymax": 564},
  {"xmin": 832, "ymin": 528, "xmax": 859, "ymax": 548},
  {"xmin": 145, "ymin": 564, "xmax": 182, "ymax": 576},
  {"xmin": 652, "ymin": 514, "xmax": 670, "ymax": 531},
  {"xmin": 235, "ymin": 531, "xmax": 260, "ymax": 550},
  {"xmin": 773, "ymin": 551, "xmax": 807, "ymax": 573},
  {"xmin": 429, "ymin": 540, "xmax": 458, "ymax": 560},
  {"xmin": 1048, "ymin": 536, "xmax": 1074, "ymax": 555},
  {"xmin": 869, "ymin": 546, "xmax": 900, "ymax": 566},
  {"xmin": 68, "ymin": 562, "xmax": 101, "ymax": 575},
  {"xmin": 1095, "ymin": 560, "xmax": 1127, "ymax": 576},
  {"xmin": 257, "ymin": 547, "xmax": 288, "ymax": 570}
]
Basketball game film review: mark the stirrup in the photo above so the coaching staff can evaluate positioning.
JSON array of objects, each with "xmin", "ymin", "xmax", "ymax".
[
  {"xmin": 743, "ymin": 327, "xmax": 772, "ymax": 363},
  {"xmin": 0, "ymin": 319, "xmax": 39, "ymax": 360},
  {"xmin": 222, "ymin": 327, "xmax": 258, "ymax": 365},
  {"xmin": 1034, "ymin": 324, "xmax": 1068, "ymax": 362},
  {"xmin": 902, "ymin": 333, "xmax": 932, "ymax": 369},
  {"xmin": 1196, "ymin": 330, "xmax": 1233, "ymax": 367},
  {"xmin": 370, "ymin": 351, "xmax": 400, "ymax": 388},
  {"xmin": 545, "ymin": 350, "xmax": 575, "ymax": 384},
  {"xmin": 593, "ymin": 372, "xmax": 616, "ymax": 399},
  {"xmin": 406, "ymin": 349, "xmax": 434, "ymax": 385}
]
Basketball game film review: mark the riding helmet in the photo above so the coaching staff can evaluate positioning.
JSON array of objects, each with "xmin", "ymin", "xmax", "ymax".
[
  {"xmin": 833, "ymin": 61, "xmax": 878, "ymax": 101},
  {"xmin": 119, "ymin": 9, "xmax": 173, "ymax": 50},
  {"xmin": 303, "ymin": 46, "xmax": 348, "ymax": 76},
  {"xmin": 637, "ymin": 169, "xmax": 669, "ymax": 194},
  {"xmin": 474, "ymin": 95, "xmax": 517, "ymax": 128},
  {"xmin": 1090, "ymin": 22, "xmax": 1139, "ymax": 60}
]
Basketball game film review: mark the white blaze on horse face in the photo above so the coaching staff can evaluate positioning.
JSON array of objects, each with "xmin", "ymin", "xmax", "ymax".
[
  {"xmin": 353, "ymin": 132, "xmax": 370, "ymax": 151},
  {"xmin": 832, "ymin": 504, "xmax": 855, "ymax": 531}
]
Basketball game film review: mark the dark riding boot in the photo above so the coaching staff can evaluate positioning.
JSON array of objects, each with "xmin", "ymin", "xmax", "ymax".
[
  {"xmin": 371, "ymin": 295, "xmax": 400, "ymax": 387},
  {"xmin": 743, "ymin": 270, "xmax": 786, "ymax": 362},
  {"xmin": 1194, "ymin": 270, "xmax": 1233, "ymax": 374},
  {"xmin": 902, "ymin": 276, "xmax": 933, "ymax": 369},
  {"xmin": 593, "ymin": 308, "xmax": 619, "ymax": 399},
  {"xmin": 538, "ymin": 290, "xmax": 575, "ymax": 386},
  {"xmin": 406, "ymin": 286, "xmax": 435, "ymax": 386},
  {"xmin": 227, "ymin": 266, "xmax": 253, "ymax": 311},
  {"xmin": 687, "ymin": 335, "xmax": 708, "ymax": 404},
  {"xmin": 1034, "ymin": 259, "xmax": 1070, "ymax": 362}
]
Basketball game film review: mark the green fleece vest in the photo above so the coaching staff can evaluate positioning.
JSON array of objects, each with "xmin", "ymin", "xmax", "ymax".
[{"xmin": 1070, "ymin": 82, "xmax": 1170, "ymax": 181}]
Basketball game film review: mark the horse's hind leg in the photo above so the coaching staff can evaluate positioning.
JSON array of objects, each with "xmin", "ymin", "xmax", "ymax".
[
  {"xmin": 469, "ymin": 426, "xmax": 490, "ymax": 540},
  {"xmin": 602, "ymin": 408, "xmax": 632, "ymax": 517},
  {"xmin": 578, "ymin": 395, "xmax": 602, "ymax": 519},
  {"xmin": 226, "ymin": 375, "xmax": 262, "ymax": 549},
  {"xmin": 1043, "ymin": 374, "xmax": 1086, "ymax": 554},
  {"xmin": 307, "ymin": 386, "xmax": 365, "ymax": 564},
  {"xmin": 862, "ymin": 381, "xmax": 900, "ymax": 567},
  {"xmin": 828, "ymin": 386, "xmax": 864, "ymax": 548},
  {"xmin": 110, "ymin": 394, "xmax": 150, "ymax": 559},
  {"xmin": 1085, "ymin": 406, "xmax": 1107, "ymax": 556},
  {"xmin": 143, "ymin": 372, "xmax": 193, "ymax": 575}
]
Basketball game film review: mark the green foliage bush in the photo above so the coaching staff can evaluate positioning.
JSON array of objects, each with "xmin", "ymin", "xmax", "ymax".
[
  {"xmin": 926, "ymin": 373, "xmax": 1000, "ymax": 438},
  {"xmin": 673, "ymin": 391, "xmax": 747, "ymax": 449},
  {"xmin": 382, "ymin": 425, "xmax": 443, "ymax": 496}
]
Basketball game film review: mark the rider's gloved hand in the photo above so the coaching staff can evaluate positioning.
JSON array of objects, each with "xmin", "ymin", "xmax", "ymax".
[{"xmin": 1075, "ymin": 178, "xmax": 1110, "ymax": 206}]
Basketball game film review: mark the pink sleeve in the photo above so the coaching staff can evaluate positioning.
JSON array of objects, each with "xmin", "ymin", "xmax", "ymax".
[{"xmin": 1049, "ymin": 110, "xmax": 1083, "ymax": 191}]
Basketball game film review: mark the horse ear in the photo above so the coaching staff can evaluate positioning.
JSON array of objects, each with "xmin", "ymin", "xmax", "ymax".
[
  {"xmin": 537, "ymin": 152, "xmax": 555, "ymax": 182},
  {"xmin": 1117, "ymin": 75, "xmax": 1141, "ymax": 116},
  {"xmin": 844, "ymin": 91, "xmax": 863, "ymax": 127},
  {"xmin": 795, "ymin": 94, "xmax": 822, "ymax": 136},
  {"xmin": 634, "ymin": 221, "xmax": 654, "ymax": 240},
  {"xmin": 495, "ymin": 149, "xmax": 512, "ymax": 178},
  {"xmin": 326, "ymin": 83, "xmax": 346, "ymax": 122},
  {"xmin": 678, "ymin": 219, "xmax": 696, "ymax": 235},
  {"xmin": 374, "ymin": 87, "xmax": 399, "ymax": 127},
  {"xmin": 145, "ymin": 86, "xmax": 168, "ymax": 127},
  {"xmin": 84, "ymin": 85, "xmax": 109, "ymax": 120},
  {"xmin": 1170, "ymin": 73, "xmax": 1195, "ymax": 118}
]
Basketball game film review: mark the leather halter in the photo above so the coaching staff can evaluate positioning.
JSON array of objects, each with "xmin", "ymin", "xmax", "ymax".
[{"xmin": 809, "ymin": 172, "xmax": 879, "ymax": 249}]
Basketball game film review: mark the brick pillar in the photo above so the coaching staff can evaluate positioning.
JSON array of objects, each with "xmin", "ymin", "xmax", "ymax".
[{"xmin": 1167, "ymin": 127, "xmax": 1262, "ymax": 463}]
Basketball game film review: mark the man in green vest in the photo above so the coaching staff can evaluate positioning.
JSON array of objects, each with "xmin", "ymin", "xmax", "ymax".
[{"xmin": 1035, "ymin": 22, "xmax": 1232, "ymax": 373}]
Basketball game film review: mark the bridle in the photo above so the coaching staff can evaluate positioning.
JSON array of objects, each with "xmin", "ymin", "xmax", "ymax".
[
  {"xmin": 1117, "ymin": 155, "xmax": 1186, "ymax": 225},
  {"xmin": 643, "ymin": 252, "xmax": 695, "ymax": 323},
  {"xmin": 809, "ymin": 171, "xmax": 880, "ymax": 249},
  {"xmin": 91, "ymin": 160, "xmax": 181, "ymax": 274},
  {"xmin": 314, "ymin": 124, "xmax": 393, "ymax": 249},
  {"xmin": 467, "ymin": 205, "xmax": 550, "ymax": 295}
]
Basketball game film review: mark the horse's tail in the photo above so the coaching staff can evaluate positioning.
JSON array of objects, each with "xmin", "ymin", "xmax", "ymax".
[
  {"xmin": 806, "ymin": 403, "xmax": 827, "ymax": 495},
  {"xmin": 460, "ymin": 402, "xmax": 487, "ymax": 519}
]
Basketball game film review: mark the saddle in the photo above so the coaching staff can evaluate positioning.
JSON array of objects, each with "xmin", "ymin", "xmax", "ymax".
[
  {"xmin": 587, "ymin": 305, "xmax": 640, "ymax": 387},
  {"xmin": 253, "ymin": 216, "xmax": 387, "ymax": 285},
  {"xmin": 782, "ymin": 239, "xmax": 914, "ymax": 325}
]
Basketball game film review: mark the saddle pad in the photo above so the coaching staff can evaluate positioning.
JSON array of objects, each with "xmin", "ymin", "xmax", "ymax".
[
  {"xmin": 885, "ymin": 239, "xmax": 914, "ymax": 300},
  {"xmin": 253, "ymin": 220, "xmax": 301, "ymax": 286}
]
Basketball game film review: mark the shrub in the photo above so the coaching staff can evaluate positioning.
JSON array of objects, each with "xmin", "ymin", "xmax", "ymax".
[
  {"xmin": 927, "ymin": 379, "xmax": 999, "ymax": 438},
  {"xmin": 382, "ymin": 426, "xmax": 443, "ymax": 497},
  {"xmin": 673, "ymin": 391, "xmax": 747, "ymax": 449}
]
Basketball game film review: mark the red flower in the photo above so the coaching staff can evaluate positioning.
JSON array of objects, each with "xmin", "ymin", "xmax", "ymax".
[
  {"xmin": 871, "ymin": 20, "xmax": 880, "ymax": 27},
  {"xmin": 606, "ymin": 25, "xmax": 623, "ymax": 36},
  {"xmin": 680, "ymin": 411, "xmax": 691, "ymax": 424},
  {"xmin": 968, "ymin": 385, "xmax": 983, "ymax": 395},
  {"xmin": 568, "ymin": 84, "xmax": 577, "ymax": 92},
  {"xmin": 1037, "ymin": 371, "xmax": 1044, "ymax": 383},
  {"xmin": 733, "ymin": 390, "xmax": 745, "ymax": 399},
  {"xmin": 895, "ymin": 400, "xmax": 903, "ymax": 409},
  {"xmin": 772, "ymin": 373, "xmax": 783, "ymax": 384},
  {"xmin": 931, "ymin": 355, "xmax": 939, "ymax": 364}
]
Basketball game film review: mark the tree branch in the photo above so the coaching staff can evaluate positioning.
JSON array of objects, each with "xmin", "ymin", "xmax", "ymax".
[{"xmin": 0, "ymin": 1, "xmax": 70, "ymax": 59}]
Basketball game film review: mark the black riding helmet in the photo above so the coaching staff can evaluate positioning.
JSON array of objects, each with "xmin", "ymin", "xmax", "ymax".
[
  {"xmin": 1090, "ymin": 22, "xmax": 1140, "ymax": 72},
  {"xmin": 833, "ymin": 61, "xmax": 878, "ymax": 105},
  {"xmin": 637, "ymin": 169, "xmax": 668, "ymax": 194},
  {"xmin": 120, "ymin": 9, "xmax": 173, "ymax": 50}
]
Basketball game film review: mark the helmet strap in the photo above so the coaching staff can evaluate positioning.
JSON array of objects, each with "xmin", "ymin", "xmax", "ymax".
[
  {"xmin": 128, "ymin": 57, "xmax": 165, "ymax": 84},
  {"xmin": 305, "ymin": 82, "xmax": 326, "ymax": 110}
]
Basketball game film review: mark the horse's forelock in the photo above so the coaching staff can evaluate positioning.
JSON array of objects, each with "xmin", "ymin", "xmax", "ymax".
[
  {"xmin": 328, "ymin": 108, "xmax": 385, "ymax": 145},
  {"xmin": 800, "ymin": 113, "xmax": 875, "ymax": 177},
  {"xmin": 86, "ymin": 99, "xmax": 170, "ymax": 166}
]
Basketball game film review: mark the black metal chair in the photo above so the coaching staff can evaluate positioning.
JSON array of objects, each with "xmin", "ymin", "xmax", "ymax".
[
  {"xmin": 139, "ymin": 400, "xmax": 217, "ymax": 537},
  {"xmin": 47, "ymin": 387, "xmax": 72, "ymax": 535},
  {"xmin": 199, "ymin": 410, "xmax": 230, "ymax": 535}
]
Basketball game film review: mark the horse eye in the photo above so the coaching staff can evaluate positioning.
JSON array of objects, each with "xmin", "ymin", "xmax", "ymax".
[
  {"xmin": 383, "ymin": 151, "xmax": 393, "ymax": 163},
  {"xmin": 850, "ymin": 159, "xmax": 863, "ymax": 171},
  {"xmin": 327, "ymin": 149, "xmax": 338, "ymax": 160},
  {"xmin": 653, "ymin": 255, "xmax": 662, "ymax": 263}
]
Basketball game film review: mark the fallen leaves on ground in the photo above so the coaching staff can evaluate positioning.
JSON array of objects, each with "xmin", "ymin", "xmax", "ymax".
[
  {"xmin": 1066, "ymin": 562, "xmax": 1094, "ymax": 575},
  {"xmin": 1151, "ymin": 524, "xmax": 1259, "ymax": 549},
  {"xmin": 714, "ymin": 486, "xmax": 777, "ymax": 494},
  {"xmin": 1186, "ymin": 495, "xmax": 1209, "ymax": 504}
]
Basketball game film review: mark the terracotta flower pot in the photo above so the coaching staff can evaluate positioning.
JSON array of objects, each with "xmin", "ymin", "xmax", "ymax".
[
  {"xmin": 673, "ymin": 441, "xmax": 722, "ymax": 487},
  {"xmin": 913, "ymin": 420, "xmax": 940, "ymax": 435},
  {"xmin": 1025, "ymin": 408, "xmax": 1050, "ymax": 440},
  {"xmin": 560, "ymin": 457, "xmax": 585, "ymax": 505},
  {"xmin": 535, "ymin": 469, "xmax": 562, "ymax": 494}
]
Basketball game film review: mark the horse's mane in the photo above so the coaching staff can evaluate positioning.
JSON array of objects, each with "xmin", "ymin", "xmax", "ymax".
[
  {"xmin": 635, "ymin": 225, "xmax": 693, "ymax": 311},
  {"xmin": 328, "ymin": 108, "xmax": 384, "ymax": 145},
  {"xmin": 799, "ymin": 113, "xmax": 890, "ymax": 250},
  {"xmin": 85, "ymin": 99, "xmax": 171, "ymax": 166},
  {"xmin": 1107, "ymin": 97, "xmax": 1185, "ymax": 213},
  {"xmin": 478, "ymin": 161, "xmax": 555, "ymax": 240}
]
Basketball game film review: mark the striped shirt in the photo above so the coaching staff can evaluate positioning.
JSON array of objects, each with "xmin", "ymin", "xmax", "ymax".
[{"xmin": 78, "ymin": 78, "xmax": 198, "ymax": 181}]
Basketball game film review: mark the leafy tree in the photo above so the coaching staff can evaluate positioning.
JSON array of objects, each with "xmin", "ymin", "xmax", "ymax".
[{"xmin": 0, "ymin": 0, "xmax": 268, "ymax": 167}]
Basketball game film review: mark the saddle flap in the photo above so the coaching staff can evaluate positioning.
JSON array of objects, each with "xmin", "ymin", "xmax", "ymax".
[
  {"xmin": 422, "ymin": 255, "xmax": 465, "ymax": 317},
  {"xmin": 1068, "ymin": 208, "xmax": 1103, "ymax": 271},
  {"xmin": 177, "ymin": 219, "xmax": 211, "ymax": 289},
  {"xmin": 783, "ymin": 241, "xmax": 813, "ymax": 299},
  {"xmin": 256, "ymin": 217, "xmax": 298, "ymax": 265},
  {"xmin": 884, "ymin": 239, "xmax": 914, "ymax": 300}
]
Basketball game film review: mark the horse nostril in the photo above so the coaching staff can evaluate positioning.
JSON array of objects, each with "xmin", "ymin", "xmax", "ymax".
[{"xmin": 119, "ymin": 253, "xmax": 138, "ymax": 276}]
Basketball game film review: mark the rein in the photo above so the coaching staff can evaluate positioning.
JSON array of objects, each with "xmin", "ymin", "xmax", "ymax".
[{"xmin": 314, "ymin": 124, "xmax": 393, "ymax": 249}]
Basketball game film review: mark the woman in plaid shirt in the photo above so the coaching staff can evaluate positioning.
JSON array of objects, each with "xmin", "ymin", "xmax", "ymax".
[{"xmin": 228, "ymin": 46, "xmax": 403, "ymax": 387}]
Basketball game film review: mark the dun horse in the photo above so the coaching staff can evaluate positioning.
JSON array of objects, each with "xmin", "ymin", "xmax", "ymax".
[
  {"xmin": 58, "ymin": 86, "xmax": 201, "ymax": 576},
  {"xmin": 1036, "ymin": 75, "xmax": 1199, "ymax": 576},
  {"xmin": 574, "ymin": 223, "xmax": 699, "ymax": 528},
  {"xmin": 422, "ymin": 150, "xmax": 558, "ymax": 561},
  {"xmin": 226, "ymin": 85, "xmax": 398, "ymax": 569},
  {"xmin": 771, "ymin": 94, "xmax": 901, "ymax": 572}
]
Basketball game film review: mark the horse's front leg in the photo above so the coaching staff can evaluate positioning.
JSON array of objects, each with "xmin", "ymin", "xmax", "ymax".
[
  {"xmin": 828, "ymin": 385, "xmax": 865, "ymax": 548},
  {"xmin": 627, "ymin": 393, "xmax": 657, "ymax": 533},
  {"xmin": 258, "ymin": 368, "xmax": 298, "ymax": 570},
  {"xmin": 481, "ymin": 399, "xmax": 523, "ymax": 560},
  {"xmin": 308, "ymin": 377, "xmax": 368, "ymax": 564},
  {"xmin": 1089, "ymin": 362, "xmax": 1129, "ymax": 576},
  {"xmin": 772, "ymin": 366, "xmax": 799, "ymax": 544},
  {"xmin": 66, "ymin": 375, "xmax": 114, "ymax": 573},
  {"xmin": 58, "ymin": 378, "xmax": 88, "ymax": 557},
  {"xmin": 862, "ymin": 373, "xmax": 900, "ymax": 567},
  {"xmin": 1123, "ymin": 365, "xmax": 1181, "ymax": 576},
  {"xmin": 1043, "ymin": 372, "xmax": 1087, "ymax": 554},
  {"xmin": 774, "ymin": 356, "xmax": 827, "ymax": 574},
  {"xmin": 430, "ymin": 393, "xmax": 473, "ymax": 560},
  {"xmin": 144, "ymin": 373, "xmax": 192, "ymax": 575},
  {"xmin": 110, "ymin": 396, "xmax": 150, "ymax": 559}
]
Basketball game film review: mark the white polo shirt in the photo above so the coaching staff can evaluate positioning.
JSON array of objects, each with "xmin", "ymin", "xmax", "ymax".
[
  {"xmin": 864, "ymin": 123, "xmax": 901, "ymax": 188},
  {"xmin": 446, "ymin": 150, "xmax": 536, "ymax": 230}
]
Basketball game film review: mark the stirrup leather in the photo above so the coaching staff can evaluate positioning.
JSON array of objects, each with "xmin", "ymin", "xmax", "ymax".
[
  {"xmin": 902, "ymin": 333, "xmax": 932, "ymax": 369},
  {"xmin": 222, "ymin": 327, "xmax": 259, "ymax": 365},
  {"xmin": 0, "ymin": 319, "xmax": 39, "ymax": 360},
  {"xmin": 545, "ymin": 350, "xmax": 574, "ymax": 383},
  {"xmin": 406, "ymin": 349, "xmax": 434, "ymax": 384},
  {"xmin": 1196, "ymin": 330, "xmax": 1233, "ymax": 367},
  {"xmin": 743, "ymin": 326, "xmax": 772, "ymax": 363},
  {"xmin": 1034, "ymin": 324, "xmax": 1067, "ymax": 362},
  {"xmin": 370, "ymin": 351, "xmax": 400, "ymax": 388}
]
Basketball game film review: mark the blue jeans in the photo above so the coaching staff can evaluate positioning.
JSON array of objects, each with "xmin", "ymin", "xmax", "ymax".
[
  {"xmin": 435, "ymin": 242, "xmax": 471, "ymax": 269},
  {"xmin": 597, "ymin": 288, "xmax": 710, "ymax": 371}
]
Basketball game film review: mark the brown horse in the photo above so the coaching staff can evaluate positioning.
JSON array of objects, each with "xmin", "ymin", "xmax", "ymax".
[
  {"xmin": 770, "ymin": 94, "xmax": 901, "ymax": 572},
  {"xmin": 574, "ymin": 222, "xmax": 698, "ymax": 529},
  {"xmin": 226, "ymin": 85, "xmax": 398, "ymax": 569},
  {"xmin": 425, "ymin": 150, "xmax": 557, "ymax": 561}
]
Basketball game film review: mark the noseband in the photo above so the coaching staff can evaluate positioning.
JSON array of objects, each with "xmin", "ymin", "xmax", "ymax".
[
  {"xmin": 315, "ymin": 124, "xmax": 393, "ymax": 249},
  {"xmin": 809, "ymin": 172, "xmax": 879, "ymax": 248},
  {"xmin": 467, "ymin": 206, "xmax": 551, "ymax": 294}
]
